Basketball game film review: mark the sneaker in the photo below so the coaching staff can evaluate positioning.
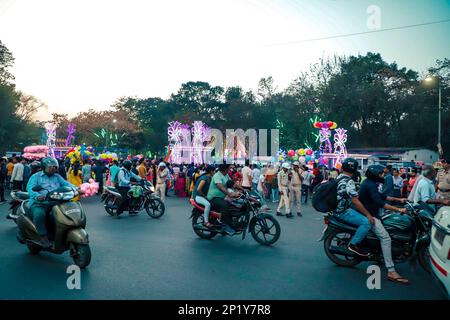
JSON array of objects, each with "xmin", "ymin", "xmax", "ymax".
[
  {"xmin": 286, "ymin": 213, "xmax": 293, "ymax": 218},
  {"xmin": 297, "ymin": 212, "xmax": 303, "ymax": 217},
  {"xmin": 221, "ymin": 224, "xmax": 236, "ymax": 236},
  {"xmin": 347, "ymin": 244, "xmax": 369, "ymax": 257},
  {"xmin": 276, "ymin": 212, "xmax": 284, "ymax": 216}
]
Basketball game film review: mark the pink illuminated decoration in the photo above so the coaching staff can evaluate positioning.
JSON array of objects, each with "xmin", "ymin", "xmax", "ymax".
[
  {"xmin": 319, "ymin": 127, "xmax": 333, "ymax": 154},
  {"xmin": 65, "ymin": 123, "xmax": 76, "ymax": 146},
  {"xmin": 44, "ymin": 122, "xmax": 57, "ymax": 158},
  {"xmin": 333, "ymin": 128, "xmax": 348, "ymax": 168},
  {"xmin": 168, "ymin": 121, "xmax": 212, "ymax": 164}
]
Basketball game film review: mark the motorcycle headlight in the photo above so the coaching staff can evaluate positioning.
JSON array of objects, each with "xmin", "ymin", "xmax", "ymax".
[
  {"xmin": 150, "ymin": 186, "xmax": 155, "ymax": 192},
  {"xmin": 50, "ymin": 192, "xmax": 63, "ymax": 200}
]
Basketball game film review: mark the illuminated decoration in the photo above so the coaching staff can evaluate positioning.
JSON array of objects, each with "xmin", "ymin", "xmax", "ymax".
[
  {"xmin": 44, "ymin": 122, "xmax": 57, "ymax": 158},
  {"xmin": 333, "ymin": 128, "xmax": 348, "ymax": 168},
  {"xmin": 277, "ymin": 149, "xmax": 286, "ymax": 162},
  {"xmin": 65, "ymin": 123, "xmax": 76, "ymax": 146},
  {"xmin": 93, "ymin": 128, "xmax": 125, "ymax": 147},
  {"xmin": 167, "ymin": 121, "xmax": 212, "ymax": 164},
  {"xmin": 313, "ymin": 121, "xmax": 337, "ymax": 154},
  {"xmin": 167, "ymin": 121, "xmax": 183, "ymax": 163},
  {"xmin": 192, "ymin": 121, "xmax": 210, "ymax": 164}
]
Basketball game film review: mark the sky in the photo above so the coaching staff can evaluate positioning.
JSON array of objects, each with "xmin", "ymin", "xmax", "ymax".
[{"xmin": 0, "ymin": 0, "xmax": 449, "ymax": 120}]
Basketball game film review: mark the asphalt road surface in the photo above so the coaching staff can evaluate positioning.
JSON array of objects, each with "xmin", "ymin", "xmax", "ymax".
[{"xmin": 0, "ymin": 192, "xmax": 446, "ymax": 300}]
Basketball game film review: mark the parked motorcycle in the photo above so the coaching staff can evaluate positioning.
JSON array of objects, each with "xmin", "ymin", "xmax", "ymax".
[
  {"xmin": 16, "ymin": 186, "xmax": 91, "ymax": 268},
  {"xmin": 320, "ymin": 201, "xmax": 433, "ymax": 272},
  {"xmin": 101, "ymin": 180, "xmax": 165, "ymax": 218},
  {"xmin": 7, "ymin": 190, "xmax": 30, "ymax": 222},
  {"xmin": 190, "ymin": 190, "xmax": 281, "ymax": 246}
]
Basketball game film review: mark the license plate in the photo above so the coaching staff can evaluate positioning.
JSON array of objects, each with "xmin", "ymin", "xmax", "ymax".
[{"xmin": 434, "ymin": 229, "xmax": 445, "ymax": 246}]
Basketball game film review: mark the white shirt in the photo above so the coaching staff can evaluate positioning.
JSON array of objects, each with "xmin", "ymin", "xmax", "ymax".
[
  {"xmin": 302, "ymin": 171, "xmax": 314, "ymax": 186},
  {"xmin": 241, "ymin": 166, "xmax": 252, "ymax": 188},
  {"xmin": 252, "ymin": 168, "xmax": 261, "ymax": 184},
  {"xmin": 11, "ymin": 162, "xmax": 24, "ymax": 182}
]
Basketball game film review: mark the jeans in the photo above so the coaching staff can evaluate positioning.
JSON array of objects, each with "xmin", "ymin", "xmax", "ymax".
[
  {"xmin": 271, "ymin": 188, "xmax": 279, "ymax": 202},
  {"xmin": 12, "ymin": 180, "xmax": 23, "ymax": 191},
  {"xmin": 30, "ymin": 203, "xmax": 53, "ymax": 236},
  {"xmin": 302, "ymin": 185, "xmax": 309, "ymax": 204},
  {"xmin": 195, "ymin": 195, "xmax": 211, "ymax": 223},
  {"xmin": 252, "ymin": 182, "xmax": 258, "ymax": 192},
  {"xmin": 339, "ymin": 208, "xmax": 371, "ymax": 245},
  {"xmin": 372, "ymin": 218, "xmax": 395, "ymax": 272},
  {"xmin": 117, "ymin": 186, "xmax": 130, "ymax": 213}
]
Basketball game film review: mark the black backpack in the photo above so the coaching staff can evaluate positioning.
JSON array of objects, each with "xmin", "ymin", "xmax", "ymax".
[{"xmin": 312, "ymin": 176, "xmax": 350, "ymax": 213}]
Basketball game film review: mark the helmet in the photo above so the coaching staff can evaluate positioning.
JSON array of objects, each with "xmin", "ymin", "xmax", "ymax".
[
  {"xmin": 365, "ymin": 165, "xmax": 385, "ymax": 183},
  {"xmin": 41, "ymin": 157, "xmax": 59, "ymax": 170},
  {"xmin": 282, "ymin": 162, "xmax": 290, "ymax": 170},
  {"xmin": 341, "ymin": 158, "xmax": 358, "ymax": 174},
  {"xmin": 158, "ymin": 162, "xmax": 166, "ymax": 168},
  {"xmin": 30, "ymin": 161, "xmax": 42, "ymax": 172},
  {"xmin": 123, "ymin": 160, "xmax": 132, "ymax": 171}
]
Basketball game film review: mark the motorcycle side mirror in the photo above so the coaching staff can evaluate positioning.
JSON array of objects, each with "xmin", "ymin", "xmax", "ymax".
[{"xmin": 32, "ymin": 186, "xmax": 44, "ymax": 192}]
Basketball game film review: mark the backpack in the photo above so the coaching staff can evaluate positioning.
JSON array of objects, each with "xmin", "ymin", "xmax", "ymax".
[
  {"xmin": 312, "ymin": 176, "xmax": 350, "ymax": 213},
  {"xmin": 114, "ymin": 168, "xmax": 127, "ymax": 186}
]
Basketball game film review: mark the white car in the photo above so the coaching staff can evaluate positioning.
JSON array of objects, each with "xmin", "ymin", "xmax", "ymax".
[{"xmin": 429, "ymin": 206, "xmax": 450, "ymax": 299}]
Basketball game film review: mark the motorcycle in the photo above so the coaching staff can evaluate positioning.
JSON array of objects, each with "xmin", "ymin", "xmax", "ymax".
[
  {"xmin": 101, "ymin": 180, "xmax": 165, "ymax": 218},
  {"xmin": 190, "ymin": 190, "xmax": 281, "ymax": 246},
  {"xmin": 16, "ymin": 186, "xmax": 91, "ymax": 268},
  {"xmin": 7, "ymin": 190, "xmax": 30, "ymax": 222},
  {"xmin": 320, "ymin": 201, "xmax": 434, "ymax": 272}
]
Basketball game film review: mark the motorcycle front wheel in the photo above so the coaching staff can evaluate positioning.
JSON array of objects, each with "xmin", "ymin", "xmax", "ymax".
[
  {"xmin": 71, "ymin": 243, "xmax": 91, "ymax": 268},
  {"xmin": 145, "ymin": 198, "xmax": 165, "ymax": 219},
  {"xmin": 324, "ymin": 229, "xmax": 361, "ymax": 267},
  {"xmin": 250, "ymin": 214, "xmax": 281, "ymax": 246}
]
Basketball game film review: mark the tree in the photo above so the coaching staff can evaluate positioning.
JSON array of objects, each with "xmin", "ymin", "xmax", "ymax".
[
  {"xmin": 16, "ymin": 92, "xmax": 48, "ymax": 122},
  {"xmin": 0, "ymin": 40, "xmax": 14, "ymax": 84}
]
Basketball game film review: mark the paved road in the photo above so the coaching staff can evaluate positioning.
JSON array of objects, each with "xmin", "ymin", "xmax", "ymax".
[{"xmin": 0, "ymin": 193, "xmax": 445, "ymax": 300}]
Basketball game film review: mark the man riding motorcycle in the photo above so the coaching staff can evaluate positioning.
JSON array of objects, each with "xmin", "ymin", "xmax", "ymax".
[
  {"xmin": 206, "ymin": 163, "xmax": 240, "ymax": 235},
  {"xmin": 116, "ymin": 160, "xmax": 142, "ymax": 215},
  {"xmin": 358, "ymin": 165, "xmax": 410, "ymax": 285},
  {"xmin": 27, "ymin": 157, "xmax": 76, "ymax": 248}
]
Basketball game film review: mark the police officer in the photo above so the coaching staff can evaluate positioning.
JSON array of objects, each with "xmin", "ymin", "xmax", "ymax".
[
  {"xmin": 289, "ymin": 161, "xmax": 303, "ymax": 217},
  {"xmin": 436, "ymin": 159, "xmax": 450, "ymax": 201},
  {"xmin": 276, "ymin": 162, "xmax": 292, "ymax": 217}
]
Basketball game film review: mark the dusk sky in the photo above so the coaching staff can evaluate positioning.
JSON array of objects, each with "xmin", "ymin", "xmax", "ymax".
[{"xmin": 0, "ymin": 0, "xmax": 449, "ymax": 120}]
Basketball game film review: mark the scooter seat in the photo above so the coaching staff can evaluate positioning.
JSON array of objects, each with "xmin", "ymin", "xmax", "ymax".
[{"xmin": 12, "ymin": 191, "xmax": 29, "ymax": 200}]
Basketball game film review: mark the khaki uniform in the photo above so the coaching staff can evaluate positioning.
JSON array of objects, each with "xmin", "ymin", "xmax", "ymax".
[
  {"xmin": 156, "ymin": 168, "xmax": 169, "ymax": 202},
  {"xmin": 277, "ymin": 170, "xmax": 290, "ymax": 214},
  {"xmin": 289, "ymin": 170, "xmax": 303, "ymax": 214},
  {"xmin": 436, "ymin": 169, "xmax": 450, "ymax": 201}
]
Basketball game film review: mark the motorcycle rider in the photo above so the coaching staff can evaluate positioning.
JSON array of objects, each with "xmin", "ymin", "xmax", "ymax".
[
  {"xmin": 27, "ymin": 157, "xmax": 76, "ymax": 248},
  {"xmin": 116, "ymin": 160, "xmax": 143, "ymax": 215},
  {"xmin": 335, "ymin": 158, "xmax": 375, "ymax": 257},
  {"xmin": 359, "ymin": 165, "xmax": 410, "ymax": 285},
  {"xmin": 206, "ymin": 163, "xmax": 240, "ymax": 235}
]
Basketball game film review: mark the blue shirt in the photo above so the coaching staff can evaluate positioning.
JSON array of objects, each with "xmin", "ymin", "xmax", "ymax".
[
  {"xmin": 414, "ymin": 176, "xmax": 436, "ymax": 206},
  {"xmin": 117, "ymin": 168, "xmax": 141, "ymax": 187},
  {"xmin": 358, "ymin": 179, "xmax": 387, "ymax": 218},
  {"xmin": 27, "ymin": 171, "xmax": 75, "ymax": 207}
]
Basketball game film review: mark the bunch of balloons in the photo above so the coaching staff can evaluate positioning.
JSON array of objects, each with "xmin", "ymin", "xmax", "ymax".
[
  {"xmin": 97, "ymin": 152, "xmax": 118, "ymax": 164},
  {"xmin": 313, "ymin": 121, "xmax": 337, "ymax": 130},
  {"xmin": 65, "ymin": 146, "xmax": 94, "ymax": 165},
  {"xmin": 80, "ymin": 179, "xmax": 99, "ymax": 197}
]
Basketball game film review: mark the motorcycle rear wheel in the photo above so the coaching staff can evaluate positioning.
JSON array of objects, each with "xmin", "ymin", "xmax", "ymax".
[
  {"xmin": 324, "ymin": 229, "xmax": 361, "ymax": 267},
  {"xmin": 104, "ymin": 195, "xmax": 119, "ymax": 216},
  {"xmin": 417, "ymin": 244, "xmax": 431, "ymax": 273},
  {"xmin": 192, "ymin": 213, "xmax": 217, "ymax": 239}
]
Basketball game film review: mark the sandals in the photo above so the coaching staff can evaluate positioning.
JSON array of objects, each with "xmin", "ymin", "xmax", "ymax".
[{"xmin": 387, "ymin": 275, "xmax": 410, "ymax": 285}]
